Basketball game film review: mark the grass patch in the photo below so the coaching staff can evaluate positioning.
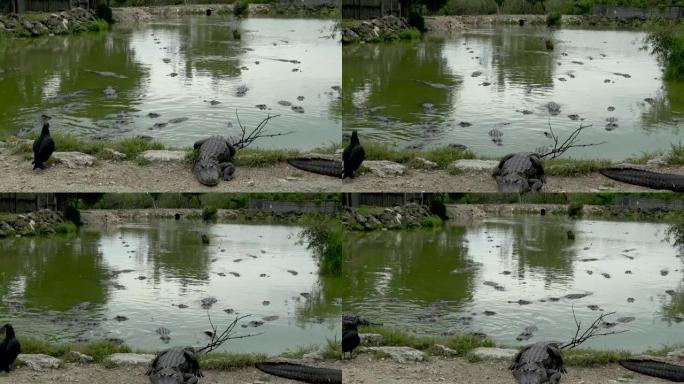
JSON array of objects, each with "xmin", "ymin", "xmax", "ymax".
[
  {"xmin": 13, "ymin": 134, "xmax": 164, "ymax": 161},
  {"xmin": 86, "ymin": 19, "xmax": 110, "ymax": 32},
  {"xmin": 542, "ymin": 159, "xmax": 611, "ymax": 176},
  {"xmin": 299, "ymin": 219, "xmax": 342, "ymax": 276},
  {"xmin": 196, "ymin": 352, "xmax": 268, "ymax": 370},
  {"xmin": 362, "ymin": 142, "xmax": 476, "ymax": 169},
  {"xmin": 322, "ymin": 338, "xmax": 342, "ymax": 360},
  {"xmin": 18, "ymin": 337, "xmax": 130, "ymax": 363},
  {"xmin": 561, "ymin": 348, "xmax": 632, "ymax": 366},
  {"xmin": 359, "ymin": 326, "xmax": 494, "ymax": 356},
  {"xmin": 55, "ymin": 221, "xmax": 78, "ymax": 235},
  {"xmin": 419, "ymin": 215, "xmax": 444, "ymax": 228},
  {"xmin": 399, "ymin": 27, "xmax": 422, "ymax": 40},
  {"xmin": 281, "ymin": 345, "xmax": 319, "ymax": 359},
  {"xmin": 233, "ymin": 148, "xmax": 300, "ymax": 167}
]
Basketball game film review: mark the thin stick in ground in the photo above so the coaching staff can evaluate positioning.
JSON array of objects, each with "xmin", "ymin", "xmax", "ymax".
[
  {"xmin": 539, "ymin": 121, "xmax": 606, "ymax": 159},
  {"xmin": 197, "ymin": 312, "xmax": 263, "ymax": 353},
  {"xmin": 560, "ymin": 306, "xmax": 627, "ymax": 350},
  {"xmin": 231, "ymin": 110, "xmax": 292, "ymax": 150}
]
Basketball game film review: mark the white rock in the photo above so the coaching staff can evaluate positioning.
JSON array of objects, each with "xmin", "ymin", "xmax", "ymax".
[
  {"xmin": 432, "ymin": 344, "xmax": 458, "ymax": 357},
  {"xmin": 141, "ymin": 150, "xmax": 186, "ymax": 163},
  {"xmin": 365, "ymin": 346, "xmax": 425, "ymax": 363},
  {"xmin": 17, "ymin": 354, "xmax": 61, "ymax": 371},
  {"xmin": 449, "ymin": 159, "xmax": 499, "ymax": 172},
  {"xmin": 359, "ymin": 333, "xmax": 384, "ymax": 346},
  {"xmin": 108, "ymin": 353, "xmax": 156, "ymax": 366},
  {"xmin": 470, "ymin": 347, "xmax": 518, "ymax": 360},
  {"xmin": 103, "ymin": 148, "xmax": 127, "ymax": 161},
  {"xmin": 66, "ymin": 351, "xmax": 94, "ymax": 363},
  {"xmin": 53, "ymin": 152, "xmax": 96, "ymax": 169},
  {"xmin": 414, "ymin": 157, "xmax": 438, "ymax": 169},
  {"xmin": 364, "ymin": 160, "xmax": 405, "ymax": 177}
]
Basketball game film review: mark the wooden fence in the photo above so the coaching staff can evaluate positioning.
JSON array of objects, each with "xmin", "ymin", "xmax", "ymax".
[
  {"xmin": 0, "ymin": 193, "xmax": 60, "ymax": 213},
  {"xmin": 593, "ymin": 5, "xmax": 684, "ymax": 20},
  {"xmin": 248, "ymin": 199, "xmax": 339, "ymax": 214},
  {"xmin": 342, "ymin": 0, "xmax": 403, "ymax": 19},
  {"xmin": 1, "ymin": 0, "xmax": 93, "ymax": 14}
]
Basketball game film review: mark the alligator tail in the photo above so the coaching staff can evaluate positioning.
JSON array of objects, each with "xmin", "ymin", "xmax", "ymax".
[
  {"xmin": 255, "ymin": 362, "xmax": 342, "ymax": 384},
  {"xmin": 619, "ymin": 359, "xmax": 684, "ymax": 382},
  {"xmin": 599, "ymin": 167, "xmax": 684, "ymax": 192},
  {"xmin": 287, "ymin": 157, "xmax": 342, "ymax": 178}
]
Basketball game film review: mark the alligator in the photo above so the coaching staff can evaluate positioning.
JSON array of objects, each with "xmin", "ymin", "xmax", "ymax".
[
  {"xmin": 343, "ymin": 131, "xmax": 365, "ymax": 179},
  {"xmin": 255, "ymin": 361, "xmax": 342, "ymax": 384},
  {"xmin": 599, "ymin": 167, "xmax": 684, "ymax": 192},
  {"xmin": 32, "ymin": 115, "xmax": 55, "ymax": 170},
  {"xmin": 493, "ymin": 152, "xmax": 545, "ymax": 193},
  {"xmin": 619, "ymin": 358, "xmax": 684, "ymax": 382},
  {"xmin": 146, "ymin": 346, "xmax": 202, "ymax": 384},
  {"xmin": 510, "ymin": 342, "xmax": 566, "ymax": 384},
  {"xmin": 0, "ymin": 324, "xmax": 21, "ymax": 372},
  {"xmin": 287, "ymin": 157, "xmax": 342, "ymax": 177},
  {"xmin": 192, "ymin": 136, "xmax": 236, "ymax": 186}
]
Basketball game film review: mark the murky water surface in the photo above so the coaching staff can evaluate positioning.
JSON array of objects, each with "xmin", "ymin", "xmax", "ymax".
[
  {"xmin": 0, "ymin": 221, "xmax": 342, "ymax": 354},
  {"xmin": 0, "ymin": 17, "xmax": 341, "ymax": 150},
  {"xmin": 343, "ymin": 27, "xmax": 683, "ymax": 160},
  {"xmin": 344, "ymin": 217, "xmax": 684, "ymax": 351}
]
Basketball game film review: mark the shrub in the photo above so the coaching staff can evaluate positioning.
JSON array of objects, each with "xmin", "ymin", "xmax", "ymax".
[
  {"xmin": 546, "ymin": 11, "xmax": 562, "ymax": 27},
  {"xmin": 567, "ymin": 202, "xmax": 583, "ymax": 218},
  {"xmin": 408, "ymin": 11, "xmax": 426, "ymax": 32},
  {"xmin": 202, "ymin": 206, "xmax": 218, "ymax": 221},
  {"xmin": 399, "ymin": 27, "xmax": 422, "ymax": 40},
  {"xmin": 64, "ymin": 205, "xmax": 82, "ymax": 226},
  {"xmin": 233, "ymin": 0, "xmax": 249, "ymax": 18},
  {"xmin": 96, "ymin": 2, "xmax": 114, "ymax": 24},
  {"xmin": 299, "ymin": 220, "xmax": 342, "ymax": 276},
  {"xmin": 429, "ymin": 195, "xmax": 448, "ymax": 220},
  {"xmin": 647, "ymin": 27, "xmax": 684, "ymax": 81}
]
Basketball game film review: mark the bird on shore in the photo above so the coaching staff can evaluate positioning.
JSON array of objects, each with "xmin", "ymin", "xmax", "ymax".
[
  {"xmin": 342, "ymin": 131, "xmax": 365, "ymax": 179},
  {"xmin": 32, "ymin": 115, "xmax": 55, "ymax": 170},
  {"xmin": 0, "ymin": 324, "xmax": 21, "ymax": 373},
  {"xmin": 342, "ymin": 322, "xmax": 360, "ymax": 359}
]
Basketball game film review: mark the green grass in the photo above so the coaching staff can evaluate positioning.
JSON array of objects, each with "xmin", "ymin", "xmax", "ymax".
[
  {"xmin": 359, "ymin": 326, "xmax": 494, "ymax": 356},
  {"xmin": 13, "ymin": 134, "xmax": 164, "ymax": 161},
  {"xmin": 542, "ymin": 159, "xmax": 611, "ymax": 176},
  {"xmin": 54, "ymin": 221, "xmax": 78, "ymax": 235},
  {"xmin": 18, "ymin": 338, "xmax": 131, "ymax": 363},
  {"xmin": 627, "ymin": 142, "xmax": 684, "ymax": 166},
  {"xmin": 399, "ymin": 27, "xmax": 422, "ymax": 40},
  {"xmin": 561, "ymin": 348, "xmax": 632, "ymax": 366},
  {"xmin": 362, "ymin": 142, "xmax": 475, "ymax": 169},
  {"xmin": 195, "ymin": 352, "xmax": 268, "ymax": 370},
  {"xmin": 281, "ymin": 344, "xmax": 320, "ymax": 359},
  {"xmin": 86, "ymin": 20, "xmax": 110, "ymax": 32},
  {"xmin": 299, "ymin": 219, "xmax": 343, "ymax": 276}
]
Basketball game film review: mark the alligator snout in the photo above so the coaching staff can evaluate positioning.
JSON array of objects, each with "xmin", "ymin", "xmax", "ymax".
[{"xmin": 195, "ymin": 163, "xmax": 220, "ymax": 186}]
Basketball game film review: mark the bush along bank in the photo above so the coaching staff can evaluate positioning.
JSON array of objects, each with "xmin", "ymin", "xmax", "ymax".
[
  {"xmin": 0, "ymin": 8, "xmax": 108, "ymax": 38},
  {"xmin": 342, "ymin": 203, "xmax": 443, "ymax": 231},
  {"xmin": 342, "ymin": 16, "xmax": 421, "ymax": 44},
  {"xmin": 0, "ymin": 209, "xmax": 75, "ymax": 238}
]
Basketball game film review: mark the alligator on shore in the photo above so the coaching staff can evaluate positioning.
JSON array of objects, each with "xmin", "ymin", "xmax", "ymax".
[
  {"xmin": 619, "ymin": 358, "xmax": 684, "ymax": 382},
  {"xmin": 192, "ymin": 136, "xmax": 236, "ymax": 186},
  {"xmin": 287, "ymin": 157, "xmax": 342, "ymax": 178},
  {"xmin": 146, "ymin": 346, "xmax": 202, "ymax": 384},
  {"xmin": 599, "ymin": 167, "xmax": 684, "ymax": 192},
  {"xmin": 255, "ymin": 362, "xmax": 342, "ymax": 384},
  {"xmin": 510, "ymin": 341, "xmax": 566, "ymax": 384},
  {"xmin": 493, "ymin": 152, "xmax": 545, "ymax": 193}
]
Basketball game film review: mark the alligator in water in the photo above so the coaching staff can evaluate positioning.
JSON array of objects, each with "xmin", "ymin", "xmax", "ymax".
[
  {"xmin": 287, "ymin": 157, "xmax": 342, "ymax": 177},
  {"xmin": 0, "ymin": 324, "xmax": 21, "ymax": 373},
  {"xmin": 510, "ymin": 342, "xmax": 566, "ymax": 384},
  {"xmin": 599, "ymin": 167, "xmax": 684, "ymax": 192},
  {"xmin": 619, "ymin": 358, "xmax": 684, "ymax": 382},
  {"xmin": 343, "ymin": 131, "xmax": 365, "ymax": 179},
  {"xmin": 32, "ymin": 115, "xmax": 55, "ymax": 170},
  {"xmin": 146, "ymin": 346, "xmax": 202, "ymax": 384},
  {"xmin": 255, "ymin": 362, "xmax": 342, "ymax": 384},
  {"xmin": 493, "ymin": 152, "xmax": 545, "ymax": 193},
  {"xmin": 192, "ymin": 136, "xmax": 236, "ymax": 186}
]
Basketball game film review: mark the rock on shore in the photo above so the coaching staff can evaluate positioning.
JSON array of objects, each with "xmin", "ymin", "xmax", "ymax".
[
  {"xmin": 0, "ymin": 8, "xmax": 100, "ymax": 37},
  {"xmin": 342, "ymin": 203, "xmax": 437, "ymax": 231},
  {"xmin": 0, "ymin": 209, "xmax": 65, "ymax": 238}
]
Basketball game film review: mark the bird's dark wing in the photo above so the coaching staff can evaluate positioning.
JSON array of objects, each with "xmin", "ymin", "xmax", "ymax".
[
  {"xmin": 5, "ymin": 339, "xmax": 20, "ymax": 365},
  {"xmin": 546, "ymin": 344, "xmax": 565, "ymax": 373},
  {"xmin": 40, "ymin": 137, "xmax": 55, "ymax": 159},
  {"xmin": 183, "ymin": 350, "xmax": 203, "ymax": 377},
  {"xmin": 342, "ymin": 144, "xmax": 351, "ymax": 162}
]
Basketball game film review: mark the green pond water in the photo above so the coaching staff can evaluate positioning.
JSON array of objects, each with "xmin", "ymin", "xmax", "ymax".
[
  {"xmin": 344, "ymin": 217, "xmax": 684, "ymax": 351},
  {"xmin": 0, "ymin": 17, "xmax": 341, "ymax": 150},
  {"xmin": 0, "ymin": 221, "xmax": 342, "ymax": 354},
  {"xmin": 343, "ymin": 27, "xmax": 684, "ymax": 160}
]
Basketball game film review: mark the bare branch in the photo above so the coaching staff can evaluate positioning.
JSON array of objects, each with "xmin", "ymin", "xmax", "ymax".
[
  {"xmin": 538, "ymin": 122, "xmax": 606, "ymax": 159},
  {"xmin": 560, "ymin": 308, "xmax": 627, "ymax": 350},
  {"xmin": 196, "ymin": 313, "xmax": 262, "ymax": 353},
  {"xmin": 229, "ymin": 110, "xmax": 290, "ymax": 150}
]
